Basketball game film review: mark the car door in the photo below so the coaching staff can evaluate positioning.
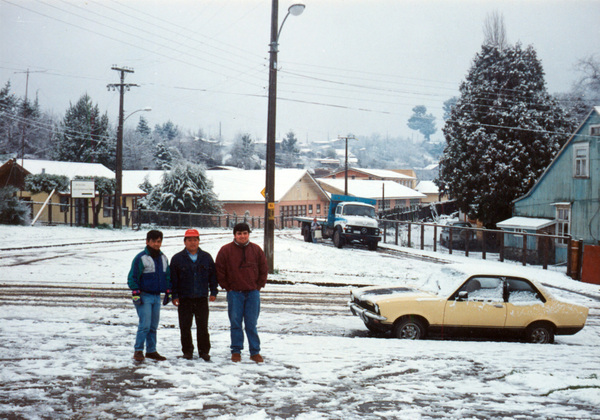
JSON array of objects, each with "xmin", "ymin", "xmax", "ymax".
[
  {"xmin": 443, "ymin": 276, "xmax": 507, "ymax": 328},
  {"xmin": 504, "ymin": 277, "xmax": 546, "ymax": 329}
]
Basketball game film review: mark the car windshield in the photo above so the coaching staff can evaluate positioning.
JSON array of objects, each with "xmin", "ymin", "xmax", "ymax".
[{"xmin": 343, "ymin": 204, "xmax": 376, "ymax": 218}]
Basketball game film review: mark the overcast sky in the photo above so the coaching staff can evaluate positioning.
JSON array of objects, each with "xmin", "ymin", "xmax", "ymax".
[{"xmin": 1, "ymin": 0, "xmax": 599, "ymax": 144}]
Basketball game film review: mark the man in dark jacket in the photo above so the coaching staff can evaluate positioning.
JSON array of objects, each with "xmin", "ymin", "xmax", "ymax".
[
  {"xmin": 128, "ymin": 230, "xmax": 171, "ymax": 362},
  {"xmin": 216, "ymin": 223, "xmax": 268, "ymax": 363},
  {"xmin": 171, "ymin": 229, "xmax": 218, "ymax": 361}
]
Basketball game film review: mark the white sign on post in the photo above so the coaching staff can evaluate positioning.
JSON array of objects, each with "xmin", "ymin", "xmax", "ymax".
[{"xmin": 71, "ymin": 180, "xmax": 95, "ymax": 198}]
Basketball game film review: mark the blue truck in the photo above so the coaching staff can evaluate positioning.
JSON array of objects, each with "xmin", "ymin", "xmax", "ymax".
[{"xmin": 296, "ymin": 194, "xmax": 381, "ymax": 251}]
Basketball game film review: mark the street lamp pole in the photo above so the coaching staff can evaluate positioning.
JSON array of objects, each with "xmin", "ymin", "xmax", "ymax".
[
  {"xmin": 264, "ymin": 2, "xmax": 305, "ymax": 273},
  {"xmin": 338, "ymin": 134, "xmax": 356, "ymax": 195}
]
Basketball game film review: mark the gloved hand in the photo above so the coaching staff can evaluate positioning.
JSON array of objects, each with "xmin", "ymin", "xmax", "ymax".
[
  {"xmin": 132, "ymin": 290, "xmax": 142, "ymax": 306},
  {"xmin": 163, "ymin": 289, "xmax": 172, "ymax": 306}
]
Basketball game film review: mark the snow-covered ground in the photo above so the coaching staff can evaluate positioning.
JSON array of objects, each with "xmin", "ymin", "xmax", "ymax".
[{"xmin": 0, "ymin": 225, "xmax": 599, "ymax": 419}]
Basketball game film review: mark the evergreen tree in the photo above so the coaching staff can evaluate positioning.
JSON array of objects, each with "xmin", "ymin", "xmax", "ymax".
[
  {"xmin": 0, "ymin": 81, "xmax": 19, "ymax": 157},
  {"xmin": 228, "ymin": 133, "xmax": 260, "ymax": 169},
  {"xmin": 279, "ymin": 130, "xmax": 300, "ymax": 167},
  {"xmin": 437, "ymin": 43, "xmax": 575, "ymax": 227},
  {"xmin": 0, "ymin": 186, "xmax": 30, "ymax": 225},
  {"xmin": 154, "ymin": 142, "xmax": 173, "ymax": 169},
  {"xmin": 443, "ymin": 97, "xmax": 458, "ymax": 121},
  {"xmin": 145, "ymin": 162, "xmax": 221, "ymax": 213},
  {"xmin": 136, "ymin": 116, "xmax": 152, "ymax": 138},
  {"xmin": 154, "ymin": 120, "xmax": 180, "ymax": 141},
  {"xmin": 52, "ymin": 94, "xmax": 114, "ymax": 168},
  {"xmin": 407, "ymin": 105, "xmax": 437, "ymax": 141},
  {"xmin": 24, "ymin": 173, "xmax": 70, "ymax": 194}
]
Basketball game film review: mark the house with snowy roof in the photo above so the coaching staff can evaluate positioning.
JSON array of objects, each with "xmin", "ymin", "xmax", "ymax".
[
  {"xmin": 414, "ymin": 180, "xmax": 447, "ymax": 203},
  {"xmin": 317, "ymin": 178, "xmax": 425, "ymax": 212},
  {"xmin": 123, "ymin": 167, "xmax": 331, "ymax": 223},
  {"xmin": 497, "ymin": 107, "xmax": 600, "ymax": 273},
  {"xmin": 0, "ymin": 158, "xmax": 145, "ymax": 226},
  {"xmin": 324, "ymin": 167, "xmax": 417, "ymax": 188}
]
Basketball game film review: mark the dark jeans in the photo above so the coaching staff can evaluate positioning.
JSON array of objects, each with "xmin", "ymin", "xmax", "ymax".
[{"xmin": 178, "ymin": 297, "xmax": 210, "ymax": 355}]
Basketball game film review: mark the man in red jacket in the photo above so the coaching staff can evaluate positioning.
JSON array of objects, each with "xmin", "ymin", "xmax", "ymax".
[{"xmin": 215, "ymin": 223, "xmax": 268, "ymax": 363}]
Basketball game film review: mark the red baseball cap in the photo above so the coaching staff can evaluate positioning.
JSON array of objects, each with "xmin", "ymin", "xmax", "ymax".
[{"xmin": 184, "ymin": 229, "xmax": 200, "ymax": 238}]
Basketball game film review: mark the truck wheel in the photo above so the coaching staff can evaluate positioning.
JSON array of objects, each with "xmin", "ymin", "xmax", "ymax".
[
  {"xmin": 302, "ymin": 225, "xmax": 311, "ymax": 242},
  {"xmin": 368, "ymin": 241, "xmax": 378, "ymax": 251},
  {"xmin": 333, "ymin": 227, "xmax": 344, "ymax": 248}
]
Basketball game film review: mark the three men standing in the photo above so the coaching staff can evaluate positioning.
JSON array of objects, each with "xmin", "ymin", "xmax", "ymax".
[
  {"xmin": 170, "ymin": 229, "xmax": 218, "ymax": 361},
  {"xmin": 216, "ymin": 223, "xmax": 268, "ymax": 363}
]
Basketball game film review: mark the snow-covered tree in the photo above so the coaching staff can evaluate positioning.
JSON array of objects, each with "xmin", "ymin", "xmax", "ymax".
[
  {"xmin": 154, "ymin": 121, "xmax": 180, "ymax": 142},
  {"xmin": 437, "ymin": 43, "xmax": 575, "ymax": 227},
  {"xmin": 227, "ymin": 133, "xmax": 260, "ymax": 169},
  {"xmin": 24, "ymin": 173, "xmax": 69, "ymax": 194},
  {"xmin": 0, "ymin": 186, "xmax": 30, "ymax": 225},
  {"xmin": 0, "ymin": 81, "xmax": 20, "ymax": 157},
  {"xmin": 136, "ymin": 116, "xmax": 152, "ymax": 138},
  {"xmin": 154, "ymin": 142, "xmax": 173, "ymax": 169},
  {"xmin": 51, "ymin": 94, "xmax": 114, "ymax": 168},
  {"xmin": 407, "ymin": 105, "xmax": 437, "ymax": 142},
  {"xmin": 145, "ymin": 162, "xmax": 221, "ymax": 213},
  {"xmin": 278, "ymin": 130, "xmax": 300, "ymax": 167}
]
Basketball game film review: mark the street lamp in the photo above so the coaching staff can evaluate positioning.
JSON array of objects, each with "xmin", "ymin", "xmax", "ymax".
[
  {"xmin": 264, "ymin": 2, "xmax": 305, "ymax": 273},
  {"xmin": 113, "ymin": 106, "xmax": 151, "ymax": 228}
]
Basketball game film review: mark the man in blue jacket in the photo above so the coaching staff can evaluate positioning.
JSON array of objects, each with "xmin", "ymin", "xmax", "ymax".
[
  {"xmin": 171, "ymin": 229, "xmax": 218, "ymax": 361},
  {"xmin": 128, "ymin": 230, "xmax": 171, "ymax": 362}
]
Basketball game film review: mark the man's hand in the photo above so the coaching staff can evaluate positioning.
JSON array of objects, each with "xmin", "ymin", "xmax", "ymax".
[
  {"xmin": 209, "ymin": 295, "xmax": 217, "ymax": 302},
  {"xmin": 172, "ymin": 298, "xmax": 179, "ymax": 307}
]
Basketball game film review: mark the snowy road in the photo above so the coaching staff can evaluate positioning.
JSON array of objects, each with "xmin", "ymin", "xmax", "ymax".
[{"xmin": 1, "ymin": 225, "xmax": 599, "ymax": 419}]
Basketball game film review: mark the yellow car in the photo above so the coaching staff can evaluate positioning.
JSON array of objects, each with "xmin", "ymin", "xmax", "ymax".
[{"xmin": 349, "ymin": 264, "xmax": 588, "ymax": 344}]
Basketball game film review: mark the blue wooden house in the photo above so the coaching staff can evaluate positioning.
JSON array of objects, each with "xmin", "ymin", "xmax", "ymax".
[{"xmin": 498, "ymin": 106, "xmax": 600, "ymax": 264}]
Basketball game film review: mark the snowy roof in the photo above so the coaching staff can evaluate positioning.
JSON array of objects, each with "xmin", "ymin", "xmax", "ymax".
[
  {"xmin": 331, "ymin": 167, "xmax": 415, "ymax": 180},
  {"xmin": 497, "ymin": 217, "xmax": 555, "ymax": 230},
  {"xmin": 318, "ymin": 179, "xmax": 425, "ymax": 200},
  {"xmin": 423, "ymin": 163, "xmax": 438, "ymax": 171},
  {"xmin": 15, "ymin": 159, "xmax": 145, "ymax": 195},
  {"xmin": 122, "ymin": 170, "xmax": 165, "ymax": 195},
  {"xmin": 18, "ymin": 159, "xmax": 114, "ymax": 179},
  {"xmin": 415, "ymin": 180, "xmax": 439, "ymax": 194},
  {"xmin": 123, "ymin": 168, "xmax": 311, "ymax": 203}
]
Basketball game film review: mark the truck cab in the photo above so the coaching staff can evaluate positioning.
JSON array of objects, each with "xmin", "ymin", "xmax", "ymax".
[{"xmin": 328, "ymin": 200, "xmax": 381, "ymax": 250}]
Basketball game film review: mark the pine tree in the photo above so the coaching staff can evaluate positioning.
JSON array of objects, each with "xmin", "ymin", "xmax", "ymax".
[
  {"xmin": 437, "ymin": 43, "xmax": 575, "ymax": 227},
  {"xmin": 279, "ymin": 130, "xmax": 300, "ymax": 167},
  {"xmin": 145, "ymin": 162, "xmax": 221, "ymax": 213},
  {"xmin": 154, "ymin": 143, "xmax": 173, "ymax": 169},
  {"xmin": 0, "ymin": 81, "xmax": 19, "ymax": 157},
  {"xmin": 228, "ymin": 133, "xmax": 260, "ymax": 169},
  {"xmin": 407, "ymin": 105, "xmax": 437, "ymax": 141},
  {"xmin": 52, "ymin": 94, "xmax": 115, "ymax": 168},
  {"xmin": 136, "ymin": 116, "xmax": 152, "ymax": 137}
]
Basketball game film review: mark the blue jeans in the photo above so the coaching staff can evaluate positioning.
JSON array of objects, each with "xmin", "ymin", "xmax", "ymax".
[
  {"xmin": 227, "ymin": 290, "xmax": 261, "ymax": 355},
  {"xmin": 134, "ymin": 292, "xmax": 162, "ymax": 353}
]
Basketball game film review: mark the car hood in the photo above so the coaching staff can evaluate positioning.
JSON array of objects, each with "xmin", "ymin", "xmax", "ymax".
[
  {"xmin": 352, "ymin": 285, "xmax": 436, "ymax": 303},
  {"xmin": 339, "ymin": 215, "xmax": 379, "ymax": 228}
]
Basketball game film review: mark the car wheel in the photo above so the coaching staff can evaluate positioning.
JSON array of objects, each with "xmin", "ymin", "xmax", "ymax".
[
  {"xmin": 368, "ymin": 241, "xmax": 378, "ymax": 251},
  {"xmin": 526, "ymin": 323, "xmax": 555, "ymax": 344},
  {"xmin": 394, "ymin": 317, "xmax": 426, "ymax": 340},
  {"xmin": 333, "ymin": 227, "xmax": 344, "ymax": 248}
]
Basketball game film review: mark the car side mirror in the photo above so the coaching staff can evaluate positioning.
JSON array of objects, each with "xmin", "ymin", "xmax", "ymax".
[{"xmin": 457, "ymin": 291, "xmax": 468, "ymax": 301}]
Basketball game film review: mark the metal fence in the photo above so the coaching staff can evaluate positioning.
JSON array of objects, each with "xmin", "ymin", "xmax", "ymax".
[{"xmin": 379, "ymin": 219, "xmax": 573, "ymax": 272}]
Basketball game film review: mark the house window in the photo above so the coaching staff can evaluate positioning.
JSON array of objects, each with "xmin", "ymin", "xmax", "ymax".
[
  {"xmin": 308, "ymin": 204, "xmax": 313, "ymax": 214},
  {"xmin": 573, "ymin": 143, "xmax": 589, "ymax": 178},
  {"xmin": 316, "ymin": 204, "xmax": 321, "ymax": 214},
  {"xmin": 60, "ymin": 196, "xmax": 69, "ymax": 213},
  {"xmin": 514, "ymin": 228, "xmax": 525, "ymax": 248},
  {"xmin": 555, "ymin": 205, "xmax": 571, "ymax": 245},
  {"xmin": 590, "ymin": 125, "xmax": 600, "ymax": 136},
  {"xmin": 103, "ymin": 196, "xmax": 113, "ymax": 218}
]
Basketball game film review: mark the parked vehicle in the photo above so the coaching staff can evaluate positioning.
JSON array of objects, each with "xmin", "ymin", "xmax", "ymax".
[
  {"xmin": 440, "ymin": 221, "xmax": 477, "ymax": 249},
  {"xmin": 349, "ymin": 264, "xmax": 588, "ymax": 343},
  {"xmin": 296, "ymin": 194, "xmax": 381, "ymax": 251}
]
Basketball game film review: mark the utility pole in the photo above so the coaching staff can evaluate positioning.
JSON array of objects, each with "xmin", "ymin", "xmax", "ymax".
[{"xmin": 107, "ymin": 65, "xmax": 138, "ymax": 229}]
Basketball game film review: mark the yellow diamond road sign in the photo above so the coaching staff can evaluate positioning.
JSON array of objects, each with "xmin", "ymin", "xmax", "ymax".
[{"xmin": 261, "ymin": 188, "xmax": 266, "ymax": 198}]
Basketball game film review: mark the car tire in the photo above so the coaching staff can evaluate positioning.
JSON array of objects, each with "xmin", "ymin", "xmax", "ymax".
[
  {"xmin": 333, "ymin": 227, "xmax": 344, "ymax": 249},
  {"xmin": 526, "ymin": 322, "xmax": 555, "ymax": 344},
  {"xmin": 394, "ymin": 317, "xmax": 427, "ymax": 340},
  {"xmin": 368, "ymin": 241, "xmax": 378, "ymax": 251}
]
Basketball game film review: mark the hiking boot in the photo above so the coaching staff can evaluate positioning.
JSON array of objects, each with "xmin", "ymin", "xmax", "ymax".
[
  {"xmin": 182, "ymin": 352, "xmax": 193, "ymax": 360},
  {"xmin": 145, "ymin": 351, "xmax": 167, "ymax": 361},
  {"xmin": 231, "ymin": 353, "xmax": 241, "ymax": 362},
  {"xmin": 199, "ymin": 353, "xmax": 211, "ymax": 362},
  {"xmin": 250, "ymin": 354, "xmax": 264, "ymax": 363},
  {"xmin": 133, "ymin": 351, "xmax": 145, "ymax": 362}
]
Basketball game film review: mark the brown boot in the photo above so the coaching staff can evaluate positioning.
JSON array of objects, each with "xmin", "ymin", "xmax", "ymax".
[
  {"xmin": 145, "ymin": 351, "xmax": 167, "ymax": 361},
  {"xmin": 231, "ymin": 353, "xmax": 241, "ymax": 362},
  {"xmin": 133, "ymin": 351, "xmax": 145, "ymax": 362},
  {"xmin": 250, "ymin": 354, "xmax": 264, "ymax": 363}
]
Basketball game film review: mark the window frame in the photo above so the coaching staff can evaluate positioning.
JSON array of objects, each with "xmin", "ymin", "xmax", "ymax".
[{"xmin": 573, "ymin": 142, "xmax": 590, "ymax": 178}]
